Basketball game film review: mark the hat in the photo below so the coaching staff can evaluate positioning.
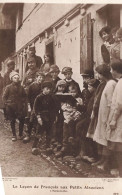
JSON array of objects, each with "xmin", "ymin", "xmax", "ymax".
[
  {"xmin": 9, "ymin": 71, "xmax": 19, "ymax": 80},
  {"xmin": 116, "ymin": 27, "xmax": 122, "ymax": 38},
  {"xmin": 95, "ymin": 64, "xmax": 111, "ymax": 77},
  {"xmin": 61, "ymin": 67, "xmax": 72, "ymax": 74},
  {"xmin": 29, "ymin": 46, "xmax": 36, "ymax": 52},
  {"xmin": 7, "ymin": 60, "xmax": 15, "ymax": 67},
  {"xmin": 42, "ymin": 81, "xmax": 52, "ymax": 89},
  {"xmin": 81, "ymin": 69, "xmax": 94, "ymax": 78},
  {"xmin": 36, "ymin": 71, "xmax": 45, "ymax": 77},
  {"xmin": 99, "ymin": 26, "xmax": 111, "ymax": 37},
  {"xmin": 50, "ymin": 65, "xmax": 60, "ymax": 73},
  {"xmin": 27, "ymin": 56, "xmax": 36, "ymax": 63},
  {"xmin": 56, "ymin": 80, "xmax": 66, "ymax": 88},
  {"xmin": 88, "ymin": 79, "xmax": 100, "ymax": 88}
]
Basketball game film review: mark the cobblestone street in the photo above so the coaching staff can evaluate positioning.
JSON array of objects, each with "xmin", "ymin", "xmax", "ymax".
[{"xmin": 0, "ymin": 111, "xmax": 111, "ymax": 178}]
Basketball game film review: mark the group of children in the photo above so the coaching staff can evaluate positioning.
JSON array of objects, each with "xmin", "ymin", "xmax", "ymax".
[{"xmin": 1, "ymin": 26, "xmax": 122, "ymax": 177}]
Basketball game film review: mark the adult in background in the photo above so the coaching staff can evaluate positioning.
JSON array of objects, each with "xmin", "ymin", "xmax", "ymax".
[
  {"xmin": 3, "ymin": 60, "xmax": 15, "ymax": 89},
  {"xmin": 99, "ymin": 26, "xmax": 114, "ymax": 64},
  {"xmin": 25, "ymin": 46, "xmax": 43, "ymax": 72}
]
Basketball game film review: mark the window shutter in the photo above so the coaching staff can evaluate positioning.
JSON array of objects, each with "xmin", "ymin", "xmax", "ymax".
[{"xmin": 80, "ymin": 13, "xmax": 93, "ymax": 73}]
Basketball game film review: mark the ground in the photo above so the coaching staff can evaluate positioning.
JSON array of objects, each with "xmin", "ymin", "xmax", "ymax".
[{"xmin": 0, "ymin": 111, "xmax": 111, "ymax": 178}]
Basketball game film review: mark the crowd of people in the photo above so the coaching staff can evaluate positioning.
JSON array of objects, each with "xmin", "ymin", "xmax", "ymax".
[{"xmin": 0, "ymin": 26, "xmax": 122, "ymax": 177}]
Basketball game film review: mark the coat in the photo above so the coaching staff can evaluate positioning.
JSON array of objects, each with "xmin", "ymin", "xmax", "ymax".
[
  {"xmin": 2, "ymin": 82, "xmax": 27, "ymax": 120},
  {"xmin": 93, "ymin": 80, "xmax": 117, "ymax": 146},
  {"xmin": 87, "ymin": 81, "xmax": 106, "ymax": 138},
  {"xmin": 107, "ymin": 78, "xmax": 122, "ymax": 143}
]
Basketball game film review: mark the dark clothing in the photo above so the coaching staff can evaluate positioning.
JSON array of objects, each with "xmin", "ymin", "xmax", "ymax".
[
  {"xmin": 81, "ymin": 88, "xmax": 91, "ymax": 112},
  {"xmin": 28, "ymin": 82, "xmax": 42, "ymax": 109},
  {"xmin": 10, "ymin": 118, "xmax": 25, "ymax": 136},
  {"xmin": 52, "ymin": 77, "xmax": 61, "ymax": 92},
  {"xmin": 3, "ymin": 71, "xmax": 12, "ymax": 88},
  {"xmin": 101, "ymin": 44, "xmax": 110, "ymax": 64},
  {"xmin": 87, "ymin": 81, "xmax": 106, "ymax": 138},
  {"xmin": 23, "ymin": 68, "xmax": 39, "ymax": 93},
  {"xmin": 2, "ymin": 82, "xmax": 27, "ymax": 120},
  {"xmin": 34, "ymin": 93, "xmax": 58, "ymax": 122},
  {"xmin": 0, "ymin": 74, "xmax": 3, "ymax": 108},
  {"xmin": 64, "ymin": 79, "xmax": 81, "ymax": 96}
]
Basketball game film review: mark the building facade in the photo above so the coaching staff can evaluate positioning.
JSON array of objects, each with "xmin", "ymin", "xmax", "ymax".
[{"xmin": 1, "ymin": 3, "xmax": 122, "ymax": 86}]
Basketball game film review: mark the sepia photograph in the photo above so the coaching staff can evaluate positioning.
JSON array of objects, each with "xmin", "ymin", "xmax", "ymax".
[{"xmin": 0, "ymin": 1, "xmax": 122, "ymax": 194}]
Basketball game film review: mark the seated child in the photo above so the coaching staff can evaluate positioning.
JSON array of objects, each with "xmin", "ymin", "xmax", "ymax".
[
  {"xmin": 61, "ymin": 67, "xmax": 81, "ymax": 96},
  {"xmin": 32, "ymin": 81, "xmax": 58, "ymax": 155},
  {"xmin": 55, "ymin": 84, "xmax": 83, "ymax": 158},
  {"xmin": 2, "ymin": 71, "xmax": 26, "ymax": 141}
]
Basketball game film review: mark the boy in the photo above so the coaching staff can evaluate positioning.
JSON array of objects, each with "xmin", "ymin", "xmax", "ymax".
[
  {"xmin": 2, "ymin": 71, "xmax": 26, "ymax": 141},
  {"xmin": 50, "ymin": 65, "xmax": 61, "ymax": 92},
  {"xmin": 23, "ymin": 71, "xmax": 45, "ymax": 143},
  {"xmin": 61, "ymin": 67, "xmax": 81, "ymax": 96},
  {"xmin": 32, "ymin": 81, "xmax": 58, "ymax": 154}
]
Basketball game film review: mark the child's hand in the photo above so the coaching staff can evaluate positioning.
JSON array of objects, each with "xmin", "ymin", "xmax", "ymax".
[
  {"xmin": 38, "ymin": 118, "xmax": 43, "ymax": 126},
  {"xmin": 28, "ymin": 104, "xmax": 31, "ymax": 112},
  {"xmin": 110, "ymin": 120, "xmax": 116, "ymax": 131}
]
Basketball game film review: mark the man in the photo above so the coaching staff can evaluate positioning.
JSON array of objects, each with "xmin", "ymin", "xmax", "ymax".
[{"xmin": 25, "ymin": 46, "xmax": 43, "ymax": 72}]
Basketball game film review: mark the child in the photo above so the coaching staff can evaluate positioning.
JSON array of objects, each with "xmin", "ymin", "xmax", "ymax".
[
  {"xmin": 50, "ymin": 65, "xmax": 61, "ymax": 92},
  {"xmin": 23, "ymin": 57, "xmax": 39, "ymax": 93},
  {"xmin": 2, "ymin": 71, "xmax": 26, "ymax": 141},
  {"xmin": 32, "ymin": 81, "xmax": 58, "ymax": 155},
  {"xmin": 61, "ymin": 67, "xmax": 81, "ymax": 96},
  {"xmin": 23, "ymin": 71, "xmax": 45, "ymax": 143},
  {"xmin": 107, "ymin": 61, "xmax": 122, "ymax": 177},
  {"xmin": 55, "ymin": 84, "xmax": 83, "ymax": 158},
  {"xmin": 52, "ymin": 80, "xmax": 67, "ymax": 149}
]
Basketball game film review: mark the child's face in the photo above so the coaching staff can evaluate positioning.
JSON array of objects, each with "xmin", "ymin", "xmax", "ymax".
[
  {"xmin": 57, "ymin": 85, "xmax": 65, "ymax": 93},
  {"xmin": 44, "ymin": 55, "xmax": 50, "ymax": 63},
  {"xmin": 69, "ymin": 87, "xmax": 77, "ymax": 97},
  {"xmin": 51, "ymin": 71, "xmax": 59, "ymax": 80},
  {"xmin": 88, "ymin": 85, "xmax": 95, "ymax": 93},
  {"xmin": 116, "ymin": 33, "xmax": 122, "ymax": 42},
  {"xmin": 110, "ymin": 67, "xmax": 117, "ymax": 79},
  {"xmin": 97, "ymin": 73, "xmax": 104, "ymax": 81},
  {"xmin": 36, "ymin": 76, "xmax": 44, "ymax": 84},
  {"xmin": 64, "ymin": 72, "xmax": 72, "ymax": 80},
  {"xmin": 101, "ymin": 31, "xmax": 111, "ymax": 42},
  {"xmin": 28, "ymin": 61, "xmax": 36, "ymax": 70},
  {"xmin": 12, "ymin": 75, "xmax": 20, "ymax": 83},
  {"xmin": 43, "ymin": 87, "xmax": 51, "ymax": 95}
]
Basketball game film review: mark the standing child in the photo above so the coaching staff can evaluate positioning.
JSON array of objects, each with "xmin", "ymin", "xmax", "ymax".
[
  {"xmin": 23, "ymin": 71, "xmax": 45, "ymax": 143},
  {"xmin": 2, "ymin": 71, "xmax": 26, "ymax": 141},
  {"xmin": 32, "ymin": 81, "xmax": 58, "ymax": 155}
]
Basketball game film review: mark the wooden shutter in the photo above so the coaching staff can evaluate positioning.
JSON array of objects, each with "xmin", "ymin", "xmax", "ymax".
[{"xmin": 80, "ymin": 13, "xmax": 93, "ymax": 73}]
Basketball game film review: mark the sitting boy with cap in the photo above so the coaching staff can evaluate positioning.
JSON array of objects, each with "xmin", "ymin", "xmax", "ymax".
[{"xmin": 61, "ymin": 67, "xmax": 81, "ymax": 96}]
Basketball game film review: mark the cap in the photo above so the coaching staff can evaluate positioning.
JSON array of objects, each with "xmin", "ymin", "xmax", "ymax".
[
  {"xmin": 42, "ymin": 81, "xmax": 52, "ymax": 89},
  {"xmin": 81, "ymin": 69, "xmax": 94, "ymax": 78},
  {"xmin": 50, "ymin": 65, "xmax": 60, "ymax": 73},
  {"xmin": 9, "ymin": 71, "xmax": 19, "ymax": 80},
  {"xmin": 61, "ymin": 67, "xmax": 72, "ymax": 74}
]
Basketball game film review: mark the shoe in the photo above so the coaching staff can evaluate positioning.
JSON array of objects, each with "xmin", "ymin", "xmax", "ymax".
[
  {"xmin": 18, "ymin": 135, "xmax": 23, "ymax": 140},
  {"xmin": 23, "ymin": 135, "xmax": 31, "ymax": 143},
  {"xmin": 12, "ymin": 136, "xmax": 17, "ymax": 141},
  {"xmin": 32, "ymin": 148, "xmax": 40, "ymax": 155}
]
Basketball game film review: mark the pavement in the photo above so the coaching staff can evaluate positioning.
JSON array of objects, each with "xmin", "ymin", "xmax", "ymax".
[{"xmin": 0, "ymin": 111, "xmax": 112, "ymax": 178}]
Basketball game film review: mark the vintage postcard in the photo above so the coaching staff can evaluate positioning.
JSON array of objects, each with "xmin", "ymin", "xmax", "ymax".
[{"xmin": 0, "ymin": 0, "xmax": 122, "ymax": 194}]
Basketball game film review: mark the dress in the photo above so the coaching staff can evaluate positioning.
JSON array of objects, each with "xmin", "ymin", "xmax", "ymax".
[
  {"xmin": 107, "ymin": 78, "xmax": 122, "ymax": 146},
  {"xmin": 93, "ymin": 80, "xmax": 117, "ymax": 146}
]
